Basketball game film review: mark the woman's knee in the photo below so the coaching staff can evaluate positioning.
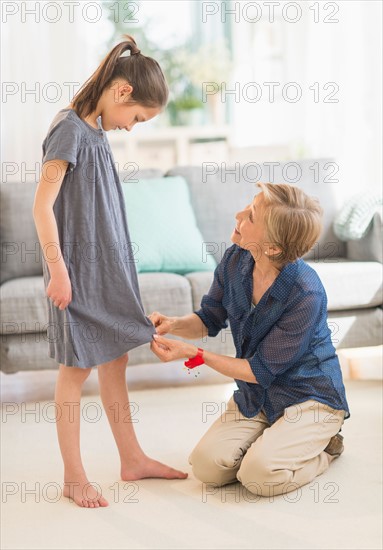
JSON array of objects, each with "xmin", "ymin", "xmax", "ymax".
[
  {"xmin": 237, "ymin": 451, "xmax": 281, "ymax": 495},
  {"xmin": 189, "ymin": 442, "xmax": 239, "ymax": 485},
  {"xmin": 237, "ymin": 452, "xmax": 267, "ymax": 481}
]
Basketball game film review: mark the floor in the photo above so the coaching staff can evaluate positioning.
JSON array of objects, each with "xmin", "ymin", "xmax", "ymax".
[{"xmin": 1, "ymin": 363, "xmax": 382, "ymax": 550}]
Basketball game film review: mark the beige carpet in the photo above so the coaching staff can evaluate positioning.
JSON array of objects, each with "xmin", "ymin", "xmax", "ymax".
[{"xmin": 1, "ymin": 364, "xmax": 382, "ymax": 550}]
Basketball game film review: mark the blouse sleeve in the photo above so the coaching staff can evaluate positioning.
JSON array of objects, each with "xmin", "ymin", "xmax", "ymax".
[
  {"xmin": 193, "ymin": 251, "xmax": 229, "ymax": 337},
  {"xmin": 42, "ymin": 117, "xmax": 81, "ymax": 173},
  {"xmin": 248, "ymin": 291, "xmax": 323, "ymax": 388}
]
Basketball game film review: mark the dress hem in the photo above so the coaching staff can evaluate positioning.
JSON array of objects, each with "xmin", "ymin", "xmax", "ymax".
[{"xmin": 48, "ymin": 335, "xmax": 155, "ymax": 369}]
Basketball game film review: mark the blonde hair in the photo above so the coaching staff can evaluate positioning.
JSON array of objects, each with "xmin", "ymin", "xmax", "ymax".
[{"xmin": 256, "ymin": 182, "xmax": 323, "ymax": 264}]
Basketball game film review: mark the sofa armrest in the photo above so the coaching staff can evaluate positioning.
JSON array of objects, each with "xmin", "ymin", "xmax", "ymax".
[{"xmin": 346, "ymin": 210, "xmax": 383, "ymax": 263}]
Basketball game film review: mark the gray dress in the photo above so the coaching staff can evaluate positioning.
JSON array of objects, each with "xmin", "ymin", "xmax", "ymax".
[{"xmin": 41, "ymin": 108, "xmax": 155, "ymax": 368}]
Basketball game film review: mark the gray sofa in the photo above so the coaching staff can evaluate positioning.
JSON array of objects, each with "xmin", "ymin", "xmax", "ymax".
[{"xmin": 1, "ymin": 159, "xmax": 382, "ymax": 374}]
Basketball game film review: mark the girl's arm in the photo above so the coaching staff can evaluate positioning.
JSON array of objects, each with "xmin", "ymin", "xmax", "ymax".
[{"xmin": 33, "ymin": 159, "xmax": 72, "ymax": 309}]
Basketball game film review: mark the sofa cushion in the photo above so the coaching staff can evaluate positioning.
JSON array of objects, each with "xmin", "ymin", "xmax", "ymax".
[
  {"xmin": 0, "ymin": 273, "xmax": 193, "ymax": 335},
  {"xmin": 119, "ymin": 168, "xmax": 163, "ymax": 183},
  {"xmin": 0, "ymin": 182, "xmax": 42, "ymax": 284},
  {"xmin": 0, "ymin": 170, "xmax": 165, "ymax": 285},
  {"xmin": 326, "ymin": 308, "xmax": 383, "ymax": 348},
  {"xmin": 306, "ymin": 260, "xmax": 382, "ymax": 310},
  {"xmin": 166, "ymin": 160, "xmax": 346, "ymax": 263},
  {"xmin": 2, "ymin": 307, "xmax": 380, "ymax": 373},
  {"xmin": 185, "ymin": 259, "xmax": 382, "ymax": 314},
  {"xmin": 347, "ymin": 211, "xmax": 383, "ymax": 263},
  {"xmin": 0, "ymin": 276, "xmax": 46, "ymax": 334},
  {"xmin": 135, "ymin": 272, "xmax": 193, "ymax": 317},
  {"xmin": 121, "ymin": 176, "xmax": 216, "ymax": 274}
]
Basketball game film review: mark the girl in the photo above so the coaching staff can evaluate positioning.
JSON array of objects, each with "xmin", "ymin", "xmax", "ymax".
[{"xmin": 33, "ymin": 35, "xmax": 188, "ymax": 509}]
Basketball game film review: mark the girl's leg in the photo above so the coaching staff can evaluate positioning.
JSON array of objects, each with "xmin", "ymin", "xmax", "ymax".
[
  {"xmin": 236, "ymin": 399, "xmax": 346, "ymax": 498},
  {"xmin": 97, "ymin": 353, "xmax": 188, "ymax": 480},
  {"xmin": 55, "ymin": 364, "xmax": 108, "ymax": 508}
]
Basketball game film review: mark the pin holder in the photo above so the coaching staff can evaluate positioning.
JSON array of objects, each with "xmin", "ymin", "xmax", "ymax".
[{"xmin": 184, "ymin": 348, "xmax": 204, "ymax": 369}]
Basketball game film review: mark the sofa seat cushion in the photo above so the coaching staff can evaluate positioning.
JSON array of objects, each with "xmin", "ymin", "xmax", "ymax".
[
  {"xmin": 0, "ymin": 182, "xmax": 42, "ymax": 284},
  {"xmin": 185, "ymin": 260, "xmax": 382, "ymax": 314},
  {"xmin": 2, "ymin": 261, "xmax": 381, "ymax": 336},
  {"xmin": 306, "ymin": 260, "xmax": 382, "ymax": 310},
  {"xmin": 184, "ymin": 272, "xmax": 214, "ymax": 314},
  {"xmin": 1, "ymin": 276, "xmax": 47, "ymax": 334},
  {"xmin": 0, "ymin": 273, "xmax": 193, "ymax": 335},
  {"xmin": 135, "ymin": 272, "xmax": 193, "ymax": 317}
]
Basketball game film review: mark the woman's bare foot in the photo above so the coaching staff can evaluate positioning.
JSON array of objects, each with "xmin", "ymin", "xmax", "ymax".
[
  {"xmin": 63, "ymin": 473, "xmax": 109, "ymax": 508},
  {"xmin": 121, "ymin": 454, "xmax": 188, "ymax": 481}
]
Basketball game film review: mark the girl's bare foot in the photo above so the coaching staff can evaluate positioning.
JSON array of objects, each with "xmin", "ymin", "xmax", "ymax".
[
  {"xmin": 63, "ymin": 474, "xmax": 109, "ymax": 508},
  {"xmin": 121, "ymin": 454, "xmax": 188, "ymax": 481}
]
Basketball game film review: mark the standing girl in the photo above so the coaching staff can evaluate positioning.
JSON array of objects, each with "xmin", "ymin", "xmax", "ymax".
[{"xmin": 33, "ymin": 35, "xmax": 188, "ymax": 509}]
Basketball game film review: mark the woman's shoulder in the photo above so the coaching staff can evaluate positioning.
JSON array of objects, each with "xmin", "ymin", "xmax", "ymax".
[
  {"xmin": 295, "ymin": 258, "xmax": 326, "ymax": 295},
  {"xmin": 218, "ymin": 243, "xmax": 245, "ymax": 267},
  {"xmin": 214, "ymin": 245, "xmax": 254, "ymax": 285}
]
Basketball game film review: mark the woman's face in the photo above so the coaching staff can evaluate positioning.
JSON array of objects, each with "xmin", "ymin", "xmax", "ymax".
[{"xmin": 231, "ymin": 193, "xmax": 268, "ymax": 255}]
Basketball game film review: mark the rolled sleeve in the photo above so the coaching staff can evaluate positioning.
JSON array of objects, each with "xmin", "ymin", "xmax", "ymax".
[
  {"xmin": 248, "ymin": 292, "xmax": 323, "ymax": 388},
  {"xmin": 193, "ymin": 252, "xmax": 229, "ymax": 337},
  {"xmin": 248, "ymin": 353, "xmax": 276, "ymax": 389},
  {"xmin": 194, "ymin": 304, "xmax": 228, "ymax": 337},
  {"xmin": 42, "ymin": 118, "xmax": 80, "ymax": 173}
]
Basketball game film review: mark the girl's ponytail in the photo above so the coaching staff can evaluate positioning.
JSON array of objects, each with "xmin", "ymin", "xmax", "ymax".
[
  {"xmin": 119, "ymin": 34, "xmax": 141, "ymax": 56},
  {"xmin": 71, "ymin": 34, "xmax": 168, "ymax": 119}
]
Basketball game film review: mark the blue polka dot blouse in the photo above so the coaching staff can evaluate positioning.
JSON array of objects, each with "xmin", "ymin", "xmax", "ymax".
[{"xmin": 194, "ymin": 244, "xmax": 351, "ymax": 424}]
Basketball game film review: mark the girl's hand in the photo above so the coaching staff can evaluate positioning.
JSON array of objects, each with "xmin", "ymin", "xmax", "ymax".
[
  {"xmin": 148, "ymin": 311, "xmax": 176, "ymax": 335},
  {"xmin": 150, "ymin": 335, "xmax": 197, "ymax": 363},
  {"xmin": 46, "ymin": 270, "xmax": 72, "ymax": 310}
]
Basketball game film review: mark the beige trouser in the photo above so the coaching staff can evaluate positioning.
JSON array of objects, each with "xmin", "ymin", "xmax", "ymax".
[{"xmin": 189, "ymin": 396, "xmax": 346, "ymax": 497}]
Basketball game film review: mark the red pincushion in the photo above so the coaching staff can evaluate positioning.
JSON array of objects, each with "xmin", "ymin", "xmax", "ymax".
[{"xmin": 184, "ymin": 348, "xmax": 204, "ymax": 369}]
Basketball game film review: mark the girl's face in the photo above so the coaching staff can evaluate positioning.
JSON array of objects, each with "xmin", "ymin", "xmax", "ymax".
[{"xmin": 101, "ymin": 81, "xmax": 161, "ymax": 132}]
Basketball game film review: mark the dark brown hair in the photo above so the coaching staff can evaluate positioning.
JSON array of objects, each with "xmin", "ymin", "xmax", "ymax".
[{"xmin": 71, "ymin": 34, "xmax": 169, "ymax": 119}]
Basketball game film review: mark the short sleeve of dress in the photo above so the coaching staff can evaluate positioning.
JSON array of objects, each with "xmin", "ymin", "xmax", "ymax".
[{"xmin": 42, "ymin": 117, "xmax": 81, "ymax": 173}]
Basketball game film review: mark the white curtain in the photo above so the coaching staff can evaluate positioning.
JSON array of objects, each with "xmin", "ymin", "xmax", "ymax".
[
  {"xmin": 1, "ymin": 1, "xmax": 111, "ymax": 182},
  {"xmin": 2, "ymin": 0, "xmax": 381, "ymax": 201},
  {"xmin": 230, "ymin": 0, "xmax": 382, "ymax": 203},
  {"xmin": 302, "ymin": 0, "xmax": 382, "ymax": 201}
]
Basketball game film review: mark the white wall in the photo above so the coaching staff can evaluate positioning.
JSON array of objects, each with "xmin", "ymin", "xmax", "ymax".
[
  {"xmin": 229, "ymin": 0, "xmax": 382, "ymax": 202},
  {"xmin": 1, "ymin": 0, "xmax": 381, "ymax": 204},
  {"xmin": 1, "ymin": 0, "xmax": 111, "ymax": 182}
]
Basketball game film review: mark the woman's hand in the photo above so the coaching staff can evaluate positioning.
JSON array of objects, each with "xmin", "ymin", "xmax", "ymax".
[
  {"xmin": 46, "ymin": 270, "xmax": 72, "ymax": 310},
  {"xmin": 148, "ymin": 311, "xmax": 176, "ymax": 335},
  {"xmin": 150, "ymin": 335, "xmax": 198, "ymax": 363}
]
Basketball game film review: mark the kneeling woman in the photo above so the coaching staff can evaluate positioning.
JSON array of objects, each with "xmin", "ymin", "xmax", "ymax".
[{"xmin": 150, "ymin": 182, "xmax": 350, "ymax": 498}]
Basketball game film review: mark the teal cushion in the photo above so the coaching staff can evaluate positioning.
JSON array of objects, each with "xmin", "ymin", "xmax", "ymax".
[{"xmin": 120, "ymin": 176, "xmax": 217, "ymax": 274}]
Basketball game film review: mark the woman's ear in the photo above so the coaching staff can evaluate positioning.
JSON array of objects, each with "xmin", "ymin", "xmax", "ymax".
[{"xmin": 264, "ymin": 242, "xmax": 282, "ymax": 257}]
